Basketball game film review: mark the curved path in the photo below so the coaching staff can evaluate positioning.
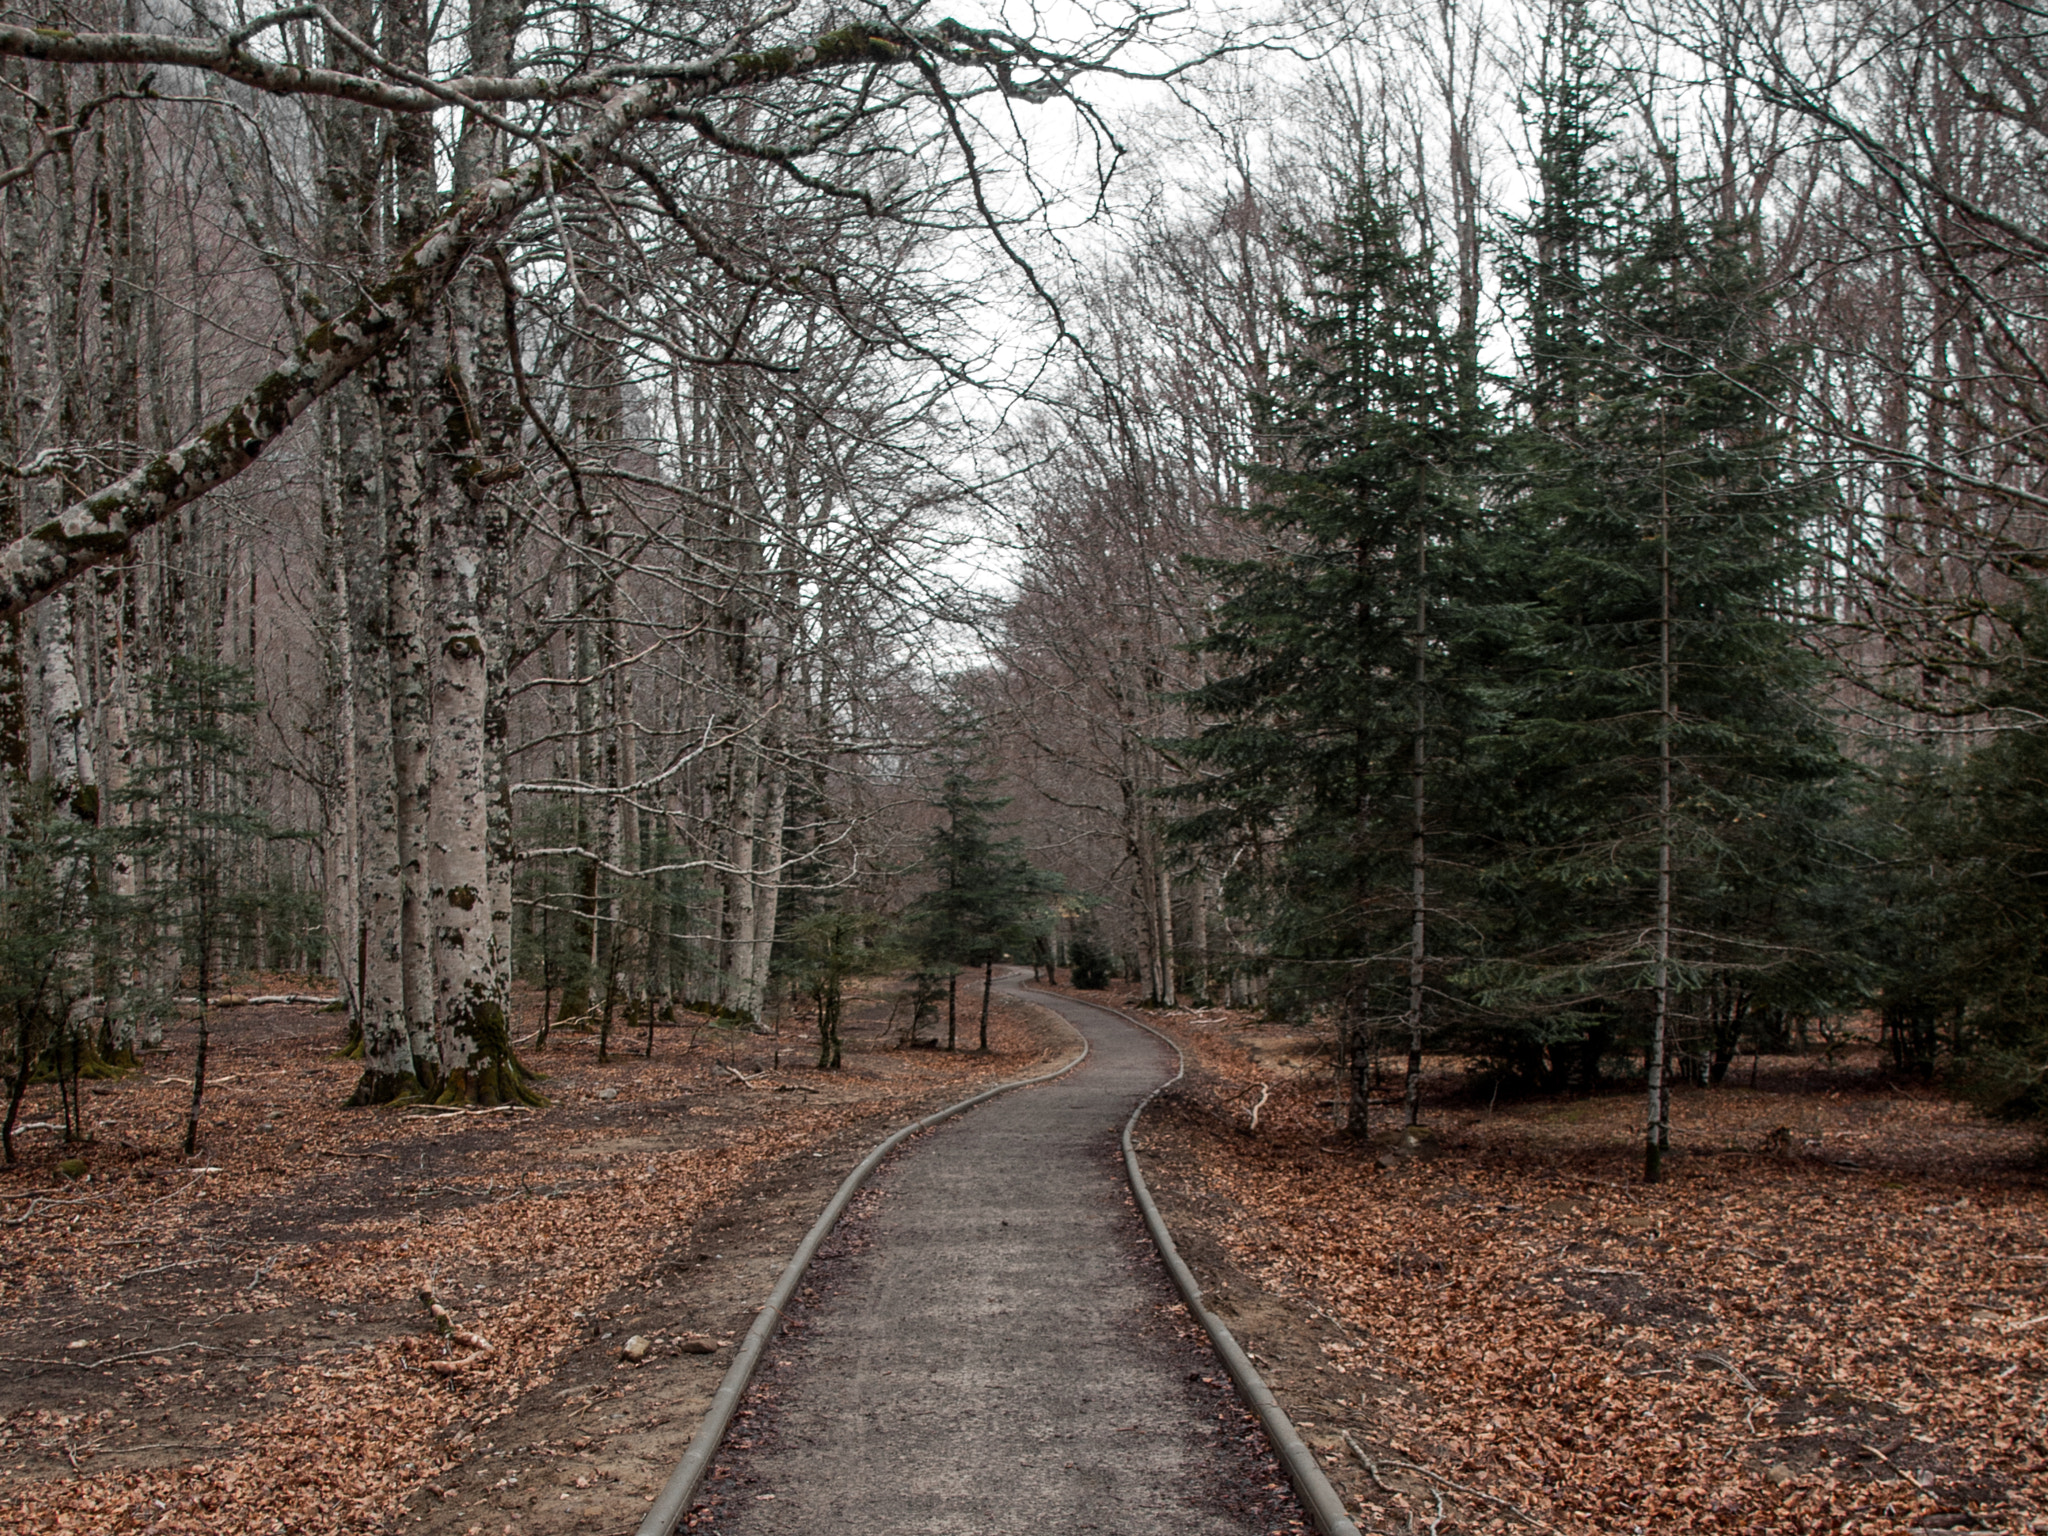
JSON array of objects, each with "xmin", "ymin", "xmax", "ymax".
[{"xmin": 704, "ymin": 974, "xmax": 1286, "ymax": 1535}]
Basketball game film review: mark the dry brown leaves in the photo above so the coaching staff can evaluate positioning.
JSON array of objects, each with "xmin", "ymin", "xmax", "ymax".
[
  {"xmin": 0, "ymin": 978, "xmax": 1061, "ymax": 1533},
  {"xmin": 1131, "ymin": 1003, "xmax": 2048, "ymax": 1536}
]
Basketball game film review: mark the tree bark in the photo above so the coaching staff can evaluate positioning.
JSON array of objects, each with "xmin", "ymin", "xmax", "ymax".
[{"xmin": 1405, "ymin": 533, "xmax": 1427, "ymax": 1128}]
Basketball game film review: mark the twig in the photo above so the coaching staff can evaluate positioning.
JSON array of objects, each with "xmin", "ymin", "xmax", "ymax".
[
  {"xmin": 1344, "ymin": 1432, "xmax": 1404, "ymax": 1494},
  {"xmin": 3, "ymin": 1340, "xmax": 207, "ymax": 1371},
  {"xmin": 1347, "ymin": 1440, "xmax": 1552, "ymax": 1531},
  {"xmin": 722, "ymin": 1064, "xmax": 770, "ymax": 1087},
  {"xmin": 1246, "ymin": 1083, "xmax": 1270, "ymax": 1133},
  {"xmin": 96, "ymin": 1439, "xmax": 235, "ymax": 1454},
  {"xmin": 407, "ymin": 1104, "xmax": 530, "ymax": 1117},
  {"xmin": 316, "ymin": 1147, "xmax": 396, "ymax": 1160},
  {"xmin": 1692, "ymin": 1350, "xmax": 1765, "ymax": 1393},
  {"xmin": 114, "ymin": 1259, "xmax": 210, "ymax": 1285}
]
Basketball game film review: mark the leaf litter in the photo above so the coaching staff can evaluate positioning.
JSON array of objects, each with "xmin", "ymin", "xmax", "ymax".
[
  {"xmin": 1116, "ymin": 996, "xmax": 2048, "ymax": 1536},
  {"xmin": 0, "ymin": 982, "xmax": 1067, "ymax": 1534}
]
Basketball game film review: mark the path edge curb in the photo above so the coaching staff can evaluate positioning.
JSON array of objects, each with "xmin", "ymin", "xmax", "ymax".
[
  {"xmin": 1097, "ymin": 994, "xmax": 1364, "ymax": 1536},
  {"xmin": 635, "ymin": 1015, "xmax": 1091, "ymax": 1536}
]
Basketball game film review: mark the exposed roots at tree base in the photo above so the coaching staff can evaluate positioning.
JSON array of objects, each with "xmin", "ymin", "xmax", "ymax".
[
  {"xmin": 435, "ymin": 1052, "xmax": 545, "ymax": 1107},
  {"xmin": 344, "ymin": 1068, "xmax": 428, "ymax": 1108},
  {"xmin": 434, "ymin": 996, "xmax": 546, "ymax": 1106}
]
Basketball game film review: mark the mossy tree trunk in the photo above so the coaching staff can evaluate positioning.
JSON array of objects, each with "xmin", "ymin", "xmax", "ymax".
[{"xmin": 427, "ymin": 18, "xmax": 538, "ymax": 1110}]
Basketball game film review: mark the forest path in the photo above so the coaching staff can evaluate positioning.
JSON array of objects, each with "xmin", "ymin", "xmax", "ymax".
[{"xmin": 701, "ymin": 973, "xmax": 1289, "ymax": 1535}]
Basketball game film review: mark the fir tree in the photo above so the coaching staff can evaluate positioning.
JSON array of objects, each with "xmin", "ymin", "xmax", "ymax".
[
  {"xmin": 1183, "ymin": 177, "xmax": 1491, "ymax": 1135},
  {"xmin": 1478, "ymin": 128, "xmax": 1840, "ymax": 1179},
  {"xmin": 127, "ymin": 658, "xmax": 272, "ymax": 1155},
  {"xmin": 909, "ymin": 768, "xmax": 1058, "ymax": 1052}
]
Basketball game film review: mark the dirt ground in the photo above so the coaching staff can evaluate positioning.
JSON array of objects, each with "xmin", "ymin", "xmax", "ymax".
[
  {"xmin": 1114, "ymin": 990, "xmax": 2048, "ymax": 1536},
  {"xmin": 0, "ymin": 978, "xmax": 1071, "ymax": 1534}
]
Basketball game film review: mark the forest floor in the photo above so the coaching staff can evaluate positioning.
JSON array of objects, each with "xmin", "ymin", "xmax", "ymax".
[
  {"xmin": 1112, "ymin": 987, "xmax": 2048, "ymax": 1536},
  {"xmin": 0, "ymin": 977, "xmax": 1071, "ymax": 1535}
]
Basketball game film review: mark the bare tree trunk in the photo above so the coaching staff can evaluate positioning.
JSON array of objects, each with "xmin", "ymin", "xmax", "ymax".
[
  {"xmin": 384, "ymin": 390, "xmax": 437, "ymax": 1084},
  {"xmin": 429, "ymin": 0, "xmax": 534, "ymax": 1106},
  {"xmin": 722, "ymin": 745, "xmax": 762, "ymax": 1016},
  {"xmin": 1646, "ymin": 466, "xmax": 1673, "ymax": 1184},
  {"xmin": 344, "ymin": 387, "xmax": 419, "ymax": 1104},
  {"xmin": 1154, "ymin": 860, "xmax": 1176, "ymax": 1006},
  {"xmin": 748, "ymin": 759, "xmax": 788, "ymax": 1014},
  {"xmin": 427, "ymin": 447, "xmax": 531, "ymax": 1102},
  {"xmin": 319, "ymin": 403, "xmax": 360, "ymax": 1019},
  {"xmin": 1405, "ymin": 535, "xmax": 1427, "ymax": 1128},
  {"xmin": 979, "ymin": 958, "xmax": 994, "ymax": 1051}
]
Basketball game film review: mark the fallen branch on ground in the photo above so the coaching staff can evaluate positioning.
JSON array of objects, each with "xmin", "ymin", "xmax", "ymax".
[
  {"xmin": 1246, "ymin": 1084, "xmax": 1270, "ymax": 1133},
  {"xmin": 1345, "ymin": 1433, "xmax": 1551, "ymax": 1530},
  {"xmin": 424, "ymin": 1299, "xmax": 494, "ymax": 1373},
  {"xmin": 406, "ymin": 1103, "xmax": 530, "ymax": 1117}
]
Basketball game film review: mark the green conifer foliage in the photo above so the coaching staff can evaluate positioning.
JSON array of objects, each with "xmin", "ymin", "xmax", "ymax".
[
  {"xmin": 1182, "ymin": 179, "xmax": 1489, "ymax": 1133},
  {"xmin": 1475, "ymin": 160, "xmax": 1840, "ymax": 1178},
  {"xmin": 908, "ymin": 767, "xmax": 1059, "ymax": 1052}
]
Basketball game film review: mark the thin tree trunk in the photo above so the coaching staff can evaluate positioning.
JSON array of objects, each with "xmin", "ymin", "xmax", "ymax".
[
  {"xmin": 184, "ymin": 919, "xmax": 211, "ymax": 1156},
  {"xmin": 748, "ymin": 759, "xmax": 788, "ymax": 1014},
  {"xmin": 1647, "ymin": 466, "xmax": 1673, "ymax": 1185},
  {"xmin": 979, "ymin": 958, "xmax": 994, "ymax": 1051},
  {"xmin": 722, "ymin": 744, "xmax": 761, "ymax": 1015},
  {"xmin": 319, "ymin": 403, "xmax": 360, "ymax": 1020},
  {"xmin": 1406, "ymin": 534, "xmax": 1427, "ymax": 1128},
  {"xmin": 1155, "ymin": 861, "xmax": 1175, "ymax": 1007}
]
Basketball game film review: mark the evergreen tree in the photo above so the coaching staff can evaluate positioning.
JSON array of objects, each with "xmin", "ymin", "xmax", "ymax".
[
  {"xmin": 787, "ymin": 905, "xmax": 897, "ymax": 1070},
  {"xmin": 0, "ymin": 784, "xmax": 108, "ymax": 1161},
  {"xmin": 1476, "ymin": 98, "xmax": 1840, "ymax": 1178},
  {"xmin": 1878, "ymin": 599, "xmax": 2048, "ymax": 1124},
  {"xmin": 909, "ymin": 768, "xmax": 1058, "ymax": 1052},
  {"xmin": 1182, "ymin": 176, "xmax": 1489, "ymax": 1136},
  {"xmin": 127, "ymin": 658, "xmax": 272, "ymax": 1155}
]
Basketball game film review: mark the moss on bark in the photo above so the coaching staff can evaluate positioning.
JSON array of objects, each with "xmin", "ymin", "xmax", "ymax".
[
  {"xmin": 435, "ymin": 995, "xmax": 545, "ymax": 1106},
  {"xmin": 344, "ymin": 1067, "xmax": 427, "ymax": 1107}
]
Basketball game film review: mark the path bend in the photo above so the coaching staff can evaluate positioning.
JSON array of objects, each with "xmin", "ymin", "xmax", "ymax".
[{"xmin": 702, "ymin": 972, "xmax": 1296, "ymax": 1535}]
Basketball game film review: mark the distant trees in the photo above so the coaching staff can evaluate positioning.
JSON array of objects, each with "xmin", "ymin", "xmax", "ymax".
[{"xmin": 909, "ymin": 769, "xmax": 1059, "ymax": 1052}]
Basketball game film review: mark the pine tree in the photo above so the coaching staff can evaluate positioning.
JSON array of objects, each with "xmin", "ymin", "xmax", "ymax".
[
  {"xmin": 909, "ymin": 768, "xmax": 1058, "ymax": 1052},
  {"xmin": 1477, "ymin": 95, "xmax": 1839, "ymax": 1179},
  {"xmin": 1183, "ymin": 177, "xmax": 1488, "ymax": 1136}
]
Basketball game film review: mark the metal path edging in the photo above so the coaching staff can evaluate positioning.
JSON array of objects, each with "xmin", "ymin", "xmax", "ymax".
[
  {"xmin": 1094, "ymin": 992, "xmax": 1364, "ymax": 1536},
  {"xmin": 634, "ymin": 1022, "xmax": 1091, "ymax": 1536}
]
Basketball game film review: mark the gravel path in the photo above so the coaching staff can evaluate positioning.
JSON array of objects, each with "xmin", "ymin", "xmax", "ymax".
[{"xmin": 704, "ymin": 975, "xmax": 1287, "ymax": 1535}]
